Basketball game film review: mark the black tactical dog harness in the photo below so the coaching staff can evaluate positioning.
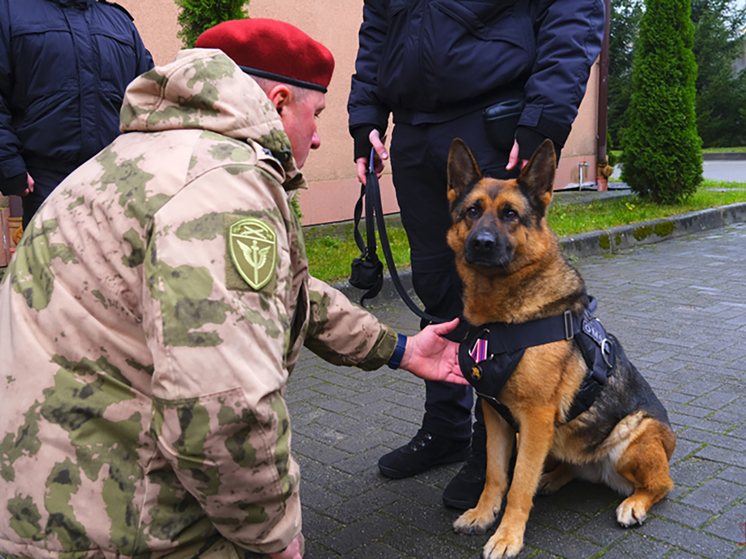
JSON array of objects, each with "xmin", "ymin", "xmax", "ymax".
[{"xmin": 458, "ymin": 298, "xmax": 616, "ymax": 430}]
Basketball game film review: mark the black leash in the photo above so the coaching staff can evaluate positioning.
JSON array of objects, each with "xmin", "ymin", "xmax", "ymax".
[{"xmin": 350, "ymin": 148, "xmax": 448, "ymax": 326}]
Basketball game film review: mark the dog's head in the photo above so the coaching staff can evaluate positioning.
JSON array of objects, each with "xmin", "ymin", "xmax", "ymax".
[{"xmin": 446, "ymin": 138, "xmax": 557, "ymax": 276}]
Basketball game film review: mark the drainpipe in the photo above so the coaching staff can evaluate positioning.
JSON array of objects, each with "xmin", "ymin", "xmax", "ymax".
[{"xmin": 596, "ymin": 0, "xmax": 611, "ymax": 191}]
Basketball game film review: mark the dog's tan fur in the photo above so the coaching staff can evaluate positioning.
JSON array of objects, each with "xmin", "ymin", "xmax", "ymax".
[{"xmin": 446, "ymin": 139, "xmax": 675, "ymax": 559}]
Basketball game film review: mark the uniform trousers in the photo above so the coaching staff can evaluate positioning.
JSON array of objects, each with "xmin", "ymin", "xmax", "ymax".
[{"xmin": 389, "ymin": 108, "xmax": 519, "ymax": 448}]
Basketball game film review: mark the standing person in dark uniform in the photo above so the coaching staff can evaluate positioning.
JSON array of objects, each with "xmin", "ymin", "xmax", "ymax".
[
  {"xmin": 0, "ymin": 0, "xmax": 154, "ymax": 228},
  {"xmin": 347, "ymin": 0, "xmax": 605, "ymax": 509}
]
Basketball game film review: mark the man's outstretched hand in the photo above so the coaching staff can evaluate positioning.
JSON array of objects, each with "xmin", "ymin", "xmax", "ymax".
[
  {"xmin": 400, "ymin": 319, "xmax": 467, "ymax": 385},
  {"xmin": 268, "ymin": 533, "xmax": 304, "ymax": 559}
]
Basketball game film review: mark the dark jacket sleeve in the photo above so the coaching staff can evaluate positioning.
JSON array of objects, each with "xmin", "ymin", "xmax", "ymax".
[
  {"xmin": 133, "ymin": 25, "xmax": 154, "ymax": 77},
  {"xmin": 0, "ymin": 0, "xmax": 27, "ymax": 193},
  {"xmin": 516, "ymin": 0, "xmax": 605, "ymax": 160},
  {"xmin": 347, "ymin": 0, "xmax": 391, "ymax": 159}
]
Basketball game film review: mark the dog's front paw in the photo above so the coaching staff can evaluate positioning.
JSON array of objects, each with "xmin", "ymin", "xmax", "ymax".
[
  {"xmin": 453, "ymin": 507, "xmax": 498, "ymax": 535},
  {"xmin": 482, "ymin": 526, "xmax": 524, "ymax": 559},
  {"xmin": 616, "ymin": 497, "xmax": 648, "ymax": 527}
]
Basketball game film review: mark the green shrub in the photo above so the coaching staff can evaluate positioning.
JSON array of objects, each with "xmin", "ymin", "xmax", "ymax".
[
  {"xmin": 621, "ymin": 0, "xmax": 703, "ymax": 204},
  {"xmin": 175, "ymin": 0, "xmax": 251, "ymax": 48}
]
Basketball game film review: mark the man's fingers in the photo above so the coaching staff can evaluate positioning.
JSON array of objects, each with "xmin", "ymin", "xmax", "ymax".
[
  {"xmin": 368, "ymin": 129, "xmax": 388, "ymax": 160},
  {"xmin": 506, "ymin": 139, "xmax": 520, "ymax": 170},
  {"xmin": 446, "ymin": 371, "xmax": 469, "ymax": 385},
  {"xmin": 356, "ymin": 158, "xmax": 368, "ymax": 185},
  {"xmin": 432, "ymin": 317, "xmax": 459, "ymax": 336}
]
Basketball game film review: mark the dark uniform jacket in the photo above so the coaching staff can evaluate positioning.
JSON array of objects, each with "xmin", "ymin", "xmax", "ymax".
[
  {"xmin": 0, "ymin": 0, "xmax": 153, "ymax": 196},
  {"xmin": 348, "ymin": 0, "xmax": 605, "ymax": 159}
]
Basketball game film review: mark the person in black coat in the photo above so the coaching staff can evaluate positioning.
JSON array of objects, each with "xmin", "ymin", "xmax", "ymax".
[
  {"xmin": 0, "ymin": 0, "xmax": 153, "ymax": 228},
  {"xmin": 347, "ymin": 0, "xmax": 605, "ymax": 510}
]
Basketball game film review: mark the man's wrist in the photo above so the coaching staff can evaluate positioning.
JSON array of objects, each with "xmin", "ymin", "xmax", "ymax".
[
  {"xmin": 0, "ymin": 172, "xmax": 29, "ymax": 196},
  {"xmin": 387, "ymin": 333, "xmax": 407, "ymax": 369},
  {"xmin": 516, "ymin": 127, "xmax": 561, "ymax": 162},
  {"xmin": 351, "ymin": 125, "xmax": 377, "ymax": 161}
]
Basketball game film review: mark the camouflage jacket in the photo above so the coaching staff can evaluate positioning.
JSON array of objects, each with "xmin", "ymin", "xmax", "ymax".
[{"xmin": 0, "ymin": 49, "xmax": 397, "ymax": 559}]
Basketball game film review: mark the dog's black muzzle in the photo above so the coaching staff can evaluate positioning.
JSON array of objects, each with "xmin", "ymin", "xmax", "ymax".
[{"xmin": 465, "ymin": 229, "xmax": 512, "ymax": 268}]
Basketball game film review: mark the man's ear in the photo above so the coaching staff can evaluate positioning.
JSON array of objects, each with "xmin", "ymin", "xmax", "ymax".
[
  {"xmin": 266, "ymin": 83, "xmax": 292, "ymax": 115},
  {"xmin": 447, "ymin": 138, "xmax": 482, "ymax": 203},
  {"xmin": 517, "ymin": 139, "xmax": 556, "ymax": 210}
]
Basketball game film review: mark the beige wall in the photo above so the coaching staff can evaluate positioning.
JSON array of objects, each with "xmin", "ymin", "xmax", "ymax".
[{"xmin": 119, "ymin": 0, "xmax": 601, "ymax": 225}]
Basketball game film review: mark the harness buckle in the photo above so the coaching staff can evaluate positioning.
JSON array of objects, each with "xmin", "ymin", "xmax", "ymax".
[
  {"xmin": 601, "ymin": 338, "xmax": 614, "ymax": 368},
  {"xmin": 563, "ymin": 310, "xmax": 574, "ymax": 340}
]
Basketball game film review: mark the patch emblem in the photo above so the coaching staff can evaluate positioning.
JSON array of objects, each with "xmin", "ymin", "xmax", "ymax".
[{"xmin": 229, "ymin": 218, "xmax": 277, "ymax": 290}]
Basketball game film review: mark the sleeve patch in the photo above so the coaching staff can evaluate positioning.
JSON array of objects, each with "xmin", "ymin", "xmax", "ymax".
[{"xmin": 227, "ymin": 217, "xmax": 277, "ymax": 291}]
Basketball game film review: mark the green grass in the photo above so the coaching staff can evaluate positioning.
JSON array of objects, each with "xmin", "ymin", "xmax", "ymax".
[
  {"xmin": 305, "ymin": 179, "xmax": 746, "ymax": 283},
  {"xmin": 610, "ymin": 146, "xmax": 746, "ymax": 159},
  {"xmin": 305, "ymin": 226, "xmax": 411, "ymax": 287},
  {"xmin": 702, "ymin": 146, "xmax": 746, "ymax": 153}
]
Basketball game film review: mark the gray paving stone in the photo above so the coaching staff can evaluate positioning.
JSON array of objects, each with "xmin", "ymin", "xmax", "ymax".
[
  {"xmin": 345, "ymin": 542, "xmax": 406, "ymax": 559},
  {"xmin": 704, "ymin": 503, "xmax": 746, "ymax": 543},
  {"xmin": 718, "ymin": 467, "xmax": 746, "ymax": 486},
  {"xmin": 670, "ymin": 437, "xmax": 706, "ymax": 464},
  {"xmin": 679, "ymin": 429, "xmax": 746, "ymax": 453},
  {"xmin": 603, "ymin": 533, "xmax": 672, "ymax": 558},
  {"xmin": 669, "ymin": 458, "xmax": 724, "ymax": 488},
  {"xmin": 523, "ymin": 523, "xmax": 603, "ymax": 558},
  {"xmin": 637, "ymin": 517, "xmax": 739, "ymax": 559},
  {"xmin": 651, "ymin": 499, "xmax": 714, "ymax": 529},
  {"xmin": 540, "ymin": 480, "xmax": 620, "ymax": 516},
  {"xmin": 692, "ymin": 391, "xmax": 742, "ymax": 410},
  {"xmin": 571, "ymin": 512, "xmax": 629, "ymax": 546},
  {"xmin": 318, "ymin": 514, "xmax": 400, "ymax": 556},
  {"xmin": 530, "ymin": 499, "xmax": 590, "ymax": 533},
  {"xmin": 325, "ymin": 487, "xmax": 401, "ymax": 524},
  {"xmin": 696, "ymin": 446, "xmax": 746, "ymax": 469},
  {"xmin": 385, "ymin": 525, "xmax": 476, "ymax": 559},
  {"xmin": 381, "ymin": 500, "xmax": 455, "ymax": 536}
]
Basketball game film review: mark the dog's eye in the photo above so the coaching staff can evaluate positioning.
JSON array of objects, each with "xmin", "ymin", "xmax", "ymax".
[
  {"xmin": 467, "ymin": 205, "xmax": 481, "ymax": 218},
  {"xmin": 504, "ymin": 209, "xmax": 518, "ymax": 221}
]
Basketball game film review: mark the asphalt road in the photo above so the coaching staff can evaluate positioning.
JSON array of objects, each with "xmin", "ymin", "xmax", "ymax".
[
  {"xmin": 703, "ymin": 160, "xmax": 746, "ymax": 183},
  {"xmin": 612, "ymin": 159, "xmax": 746, "ymax": 184}
]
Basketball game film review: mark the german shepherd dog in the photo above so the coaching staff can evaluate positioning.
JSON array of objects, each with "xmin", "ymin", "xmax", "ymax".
[{"xmin": 446, "ymin": 139, "xmax": 676, "ymax": 559}]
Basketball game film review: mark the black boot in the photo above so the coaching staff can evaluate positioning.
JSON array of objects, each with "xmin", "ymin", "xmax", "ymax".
[
  {"xmin": 378, "ymin": 429, "xmax": 471, "ymax": 479},
  {"xmin": 442, "ymin": 448, "xmax": 487, "ymax": 510}
]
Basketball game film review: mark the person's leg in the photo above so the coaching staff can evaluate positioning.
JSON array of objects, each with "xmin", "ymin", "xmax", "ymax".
[
  {"xmin": 376, "ymin": 121, "xmax": 473, "ymax": 479},
  {"xmin": 21, "ymin": 167, "xmax": 68, "ymax": 229},
  {"xmin": 426, "ymin": 109, "xmax": 519, "ymax": 508}
]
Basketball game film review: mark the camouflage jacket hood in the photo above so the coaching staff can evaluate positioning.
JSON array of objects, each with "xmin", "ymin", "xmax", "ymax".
[{"xmin": 120, "ymin": 48, "xmax": 306, "ymax": 191}]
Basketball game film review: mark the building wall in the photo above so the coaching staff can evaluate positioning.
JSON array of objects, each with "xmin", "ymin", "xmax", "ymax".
[{"xmin": 119, "ymin": 0, "xmax": 601, "ymax": 225}]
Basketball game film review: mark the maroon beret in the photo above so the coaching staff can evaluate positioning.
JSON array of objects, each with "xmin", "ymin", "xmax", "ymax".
[{"xmin": 196, "ymin": 18, "xmax": 334, "ymax": 93}]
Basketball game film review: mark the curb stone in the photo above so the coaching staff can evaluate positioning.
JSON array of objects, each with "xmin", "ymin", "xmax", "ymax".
[{"xmin": 333, "ymin": 201, "xmax": 746, "ymax": 304}]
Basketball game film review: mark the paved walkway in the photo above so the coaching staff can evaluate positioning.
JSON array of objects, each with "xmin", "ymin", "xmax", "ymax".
[{"xmin": 289, "ymin": 222, "xmax": 746, "ymax": 558}]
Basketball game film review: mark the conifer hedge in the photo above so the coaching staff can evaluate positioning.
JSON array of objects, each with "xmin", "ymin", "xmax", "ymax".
[
  {"xmin": 175, "ymin": 0, "xmax": 251, "ymax": 48},
  {"xmin": 621, "ymin": 0, "xmax": 703, "ymax": 204}
]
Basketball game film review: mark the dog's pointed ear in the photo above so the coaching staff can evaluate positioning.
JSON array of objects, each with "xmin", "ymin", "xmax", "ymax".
[
  {"xmin": 448, "ymin": 139, "xmax": 482, "ymax": 202},
  {"xmin": 518, "ymin": 139, "xmax": 556, "ymax": 210}
]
